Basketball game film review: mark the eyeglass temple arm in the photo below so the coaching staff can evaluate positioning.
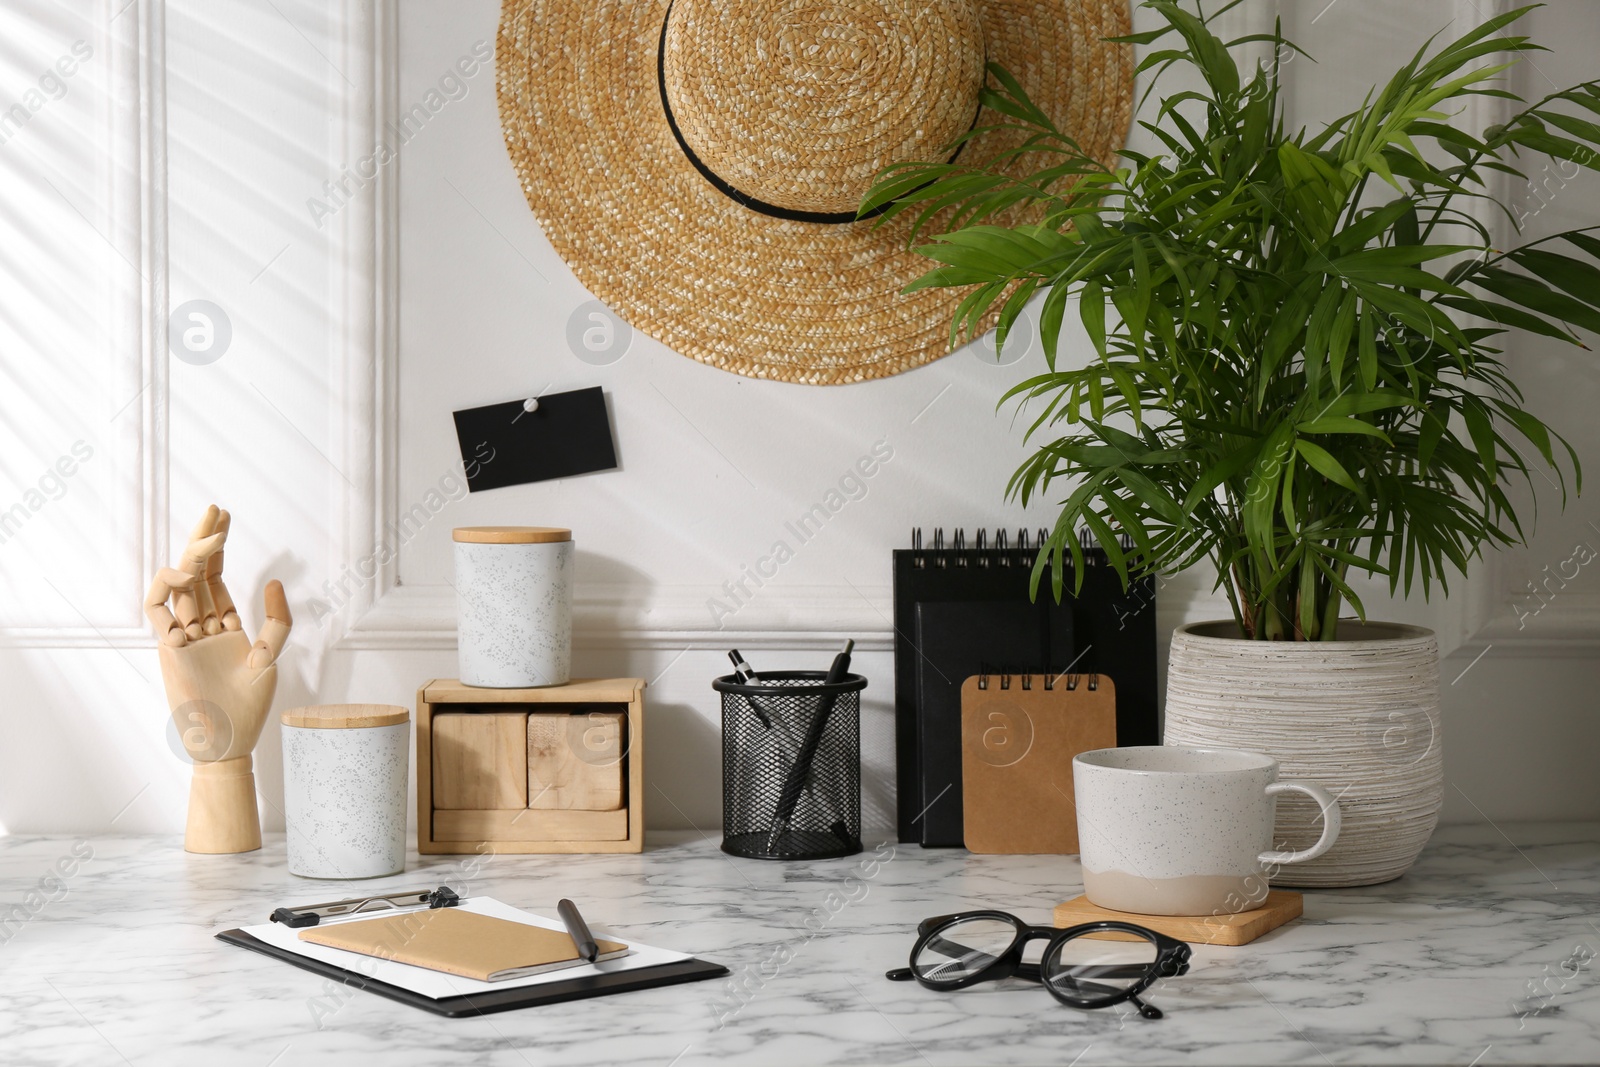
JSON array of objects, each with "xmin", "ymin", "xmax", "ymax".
[{"xmin": 1129, "ymin": 992, "xmax": 1164, "ymax": 1019}]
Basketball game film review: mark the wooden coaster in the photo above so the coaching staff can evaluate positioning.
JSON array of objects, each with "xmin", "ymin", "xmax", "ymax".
[{"xmin": 1052, "ymin": 890, "xmax": 1303, "ymax": 946}]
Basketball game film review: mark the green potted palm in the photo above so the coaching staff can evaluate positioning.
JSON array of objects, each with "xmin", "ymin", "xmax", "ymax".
[{"xmin": 865, "ymin": 3, "xmax": 1599, "ymax": 884}]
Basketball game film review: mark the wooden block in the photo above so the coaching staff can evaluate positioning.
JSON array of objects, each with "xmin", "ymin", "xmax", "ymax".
[
  {"xmin": 527, "ymin": 712, "xmax": 624, "ymax": 810},
  {"xmin": 433, "ymin": 808, "xmax": 628, "ymax": 843},
  {"xmin": 432, "ymin": 711, "xmax": 529, "ymax": 810},
  {"xmin": 1052, "ymin": 890, "xmax": 1303, "ymax": 947},
  {"xmin": 416, "ymin": 678, "xmax": 645, "ymax": 855}
]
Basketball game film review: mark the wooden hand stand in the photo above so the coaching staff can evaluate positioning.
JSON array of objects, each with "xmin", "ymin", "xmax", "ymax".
[{"xmin": 146, "ymin": 506, "xmax": 293, "ymax": 853}]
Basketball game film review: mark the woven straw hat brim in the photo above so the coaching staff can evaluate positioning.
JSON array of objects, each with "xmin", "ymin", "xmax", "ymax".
[{"xmin": 497, "ymin": 0, "xmax": 1133, "ymax": 385}]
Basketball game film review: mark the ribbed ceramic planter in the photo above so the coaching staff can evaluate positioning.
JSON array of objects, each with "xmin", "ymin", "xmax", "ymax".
[{"xmin": 1162, "ymin": 621, "xmax": 1441, "ymax": 887}]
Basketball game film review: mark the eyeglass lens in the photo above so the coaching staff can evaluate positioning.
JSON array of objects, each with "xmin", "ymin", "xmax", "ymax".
[
  {"xmin": 1043, "ymin": 932, "xmax": 1159, "ymax": 1001},
  {"xmin": 912, "ymin": 918, "xmax": 1018, "ymax": 983}
]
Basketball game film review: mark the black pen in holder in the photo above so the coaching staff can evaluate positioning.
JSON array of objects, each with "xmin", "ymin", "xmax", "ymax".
[{"xmin": 715, "ymin": 669, "xmax": 865, "ymax": 860}]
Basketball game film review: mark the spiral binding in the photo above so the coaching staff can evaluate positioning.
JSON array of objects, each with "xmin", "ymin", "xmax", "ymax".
[
  {"xmin": 975, "ymin": 669, "xmax": 1099, "ymax": 692},
  {"xmin": 906, "ymin": 527, "xmax": 1130, "ymax": 570}
]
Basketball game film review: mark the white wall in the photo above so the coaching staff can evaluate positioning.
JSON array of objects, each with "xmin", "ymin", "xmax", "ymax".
[{"xmin": 2, "ymin": 0, "xmax": 1597, "ymax": 838}]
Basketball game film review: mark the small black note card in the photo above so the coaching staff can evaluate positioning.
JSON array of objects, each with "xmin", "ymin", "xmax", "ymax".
[{"xmin": 452, "ymin": 386, "xmax": 618, "ymax": 493}]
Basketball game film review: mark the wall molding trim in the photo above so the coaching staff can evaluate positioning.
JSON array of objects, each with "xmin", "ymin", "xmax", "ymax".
[
  {"xmin": 1442, "ymin": 0, "xmax": 1600, "ymax": 653},
  {"xmin": 331, "ymin": 581, "xmax": 1239, "ymax": 653},
  {"xmin": 325, "ymin": 0, "xmax": 401, "ymax": 650},
  {"xmin": 134, "ymin": 0, "xmax": 171, "ymax": 631},
  {"xmin": 1, "ymin": 0, "xmax": 170, "ymax": 650},
  {"xmin": 336, "ymin": 583, "xmax": 898, "ymax": 652}
]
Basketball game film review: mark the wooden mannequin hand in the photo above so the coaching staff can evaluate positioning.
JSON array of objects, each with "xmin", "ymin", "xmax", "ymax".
[{"xmin": 146, "ymin": 506, "xmax": 293, "ymax": 763}]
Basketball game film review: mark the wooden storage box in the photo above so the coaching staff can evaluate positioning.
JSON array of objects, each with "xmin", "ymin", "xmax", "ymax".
[{"xmin": 416, "ymin": 678, "xmax": 645, "ymax": 854}]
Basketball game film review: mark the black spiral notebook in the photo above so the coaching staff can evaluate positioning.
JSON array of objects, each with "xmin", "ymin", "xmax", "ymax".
[
  {"xmin": 893, "ymin": 528, "xmax": 1159, "ymax": 846},
  {"xmin": 914, "ymin": 601, "xmax": 1074, "ymax": 847}
]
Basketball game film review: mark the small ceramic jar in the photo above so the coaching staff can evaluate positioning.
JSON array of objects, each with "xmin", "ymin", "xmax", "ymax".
[
  {"xmin": 280, "ymin": 704, "xmax": 410, "ymax": 879},
  {"xmin": 453, "ymin": 526, "xmax": 573, "ymax": 688}
]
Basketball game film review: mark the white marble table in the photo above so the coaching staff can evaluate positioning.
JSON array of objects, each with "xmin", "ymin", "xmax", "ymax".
[{"xmin": 1, "ymin": 823, "xmax": 1597, "ymax": 1066}]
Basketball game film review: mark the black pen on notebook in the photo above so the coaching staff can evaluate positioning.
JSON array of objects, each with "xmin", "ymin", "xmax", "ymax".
[{"xmin": 557, "ymin": 898, "xmax": 598, "ymax": 963}]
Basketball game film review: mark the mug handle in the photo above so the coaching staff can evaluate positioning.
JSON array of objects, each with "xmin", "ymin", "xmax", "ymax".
[{"xmin": 1257, "ymin": 781, "xmax": 1342, "ymax": 865}]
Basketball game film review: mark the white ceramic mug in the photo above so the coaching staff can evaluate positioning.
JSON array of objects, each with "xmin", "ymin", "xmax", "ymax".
[{"xmin": 1073, "ymin": 746, "xmax": 1342, "ymax": 916}]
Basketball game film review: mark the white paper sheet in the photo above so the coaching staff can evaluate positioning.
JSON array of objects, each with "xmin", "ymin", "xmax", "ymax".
[{"xmin": 237, "ymin": 896, "xmax": 692, "ymax": 1000}]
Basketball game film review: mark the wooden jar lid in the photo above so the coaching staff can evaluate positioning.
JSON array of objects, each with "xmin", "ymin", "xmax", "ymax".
[
  {"xmin": 452, "ymin": 526, "xmax": 572, "ymax": 544},
  {"xmin": 280, "ymin": 704, "xmax": 411, "ymax": 729}
]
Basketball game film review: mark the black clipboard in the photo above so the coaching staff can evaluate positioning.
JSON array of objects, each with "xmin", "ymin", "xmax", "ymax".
[{"xmin": 216, "ymin": 929, "xmax": 729, "ymax": 1017}]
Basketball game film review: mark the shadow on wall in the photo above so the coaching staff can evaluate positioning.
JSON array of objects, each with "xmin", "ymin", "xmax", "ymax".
[
  {"xmin": 570, "ymin": 550, "xmax": 655, "ymax": 609},
  {"xmin": 250, "ymin": 549, "xmax": 314, "ymax": 833},
  {"xmin": 859, "ymin": 687, "xmax": 895, "ymax": 832},
  {"xmin": 636, "ymin": 698, "xmax": 720, "ymax": 834},
  {"xmin": 1435, "ymin": 647, "xmax": 1600, "ymax": 825},
  {"xmin": 0, "ymin": 641, "xmax": 171, "ymax": 835}
]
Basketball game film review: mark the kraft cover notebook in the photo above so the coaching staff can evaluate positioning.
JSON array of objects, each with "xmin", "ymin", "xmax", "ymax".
[
  {"xmin": 893, "ymin": 528, "xmax": 1158, "ymax": 844},
  {"xmin": 298, "ymin": 907, "xmax": 630, "ymax": 982},
  {"xmin": 960, "ymin": 673, "xmax": 1118, "ymax": 854},
  {"xmin": 914, "ymin": 601, "xmax": 1072, "ymax": 848}
]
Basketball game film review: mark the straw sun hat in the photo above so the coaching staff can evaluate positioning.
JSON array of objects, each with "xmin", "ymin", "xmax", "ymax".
[{"xmin": 496, "ymin": 0, "xmax": 1133, "ymax": 385}]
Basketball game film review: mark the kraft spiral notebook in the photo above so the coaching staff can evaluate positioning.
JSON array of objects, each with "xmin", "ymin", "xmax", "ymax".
[
  {"xmin": 960, "ymin": 673, "xmax": 1118, "ymax": 854},
  {"xmin": 893, "ymin": 528, "xmax": 1158, "ymax": 845}
]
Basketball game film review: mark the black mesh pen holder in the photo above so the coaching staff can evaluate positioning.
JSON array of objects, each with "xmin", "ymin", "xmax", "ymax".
[{"xmin": 715, "ymin": 670, "xmax": 865, "ymax": 861}]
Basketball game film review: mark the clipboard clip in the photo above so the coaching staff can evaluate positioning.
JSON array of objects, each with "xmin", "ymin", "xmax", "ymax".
[{"xmin": 269, "ymin": 886, "xmax": 461, "ymax": 929}]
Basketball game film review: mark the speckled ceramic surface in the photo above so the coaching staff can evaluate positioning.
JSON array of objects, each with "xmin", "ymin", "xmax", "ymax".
[
  {"xmin": 1074, "ymin": 746, "xmax": 1341, "ymax": 916},
  {"xmin": 454, "ymin": 539, "xmax": 573, "ymax": 688},
  {"xmin": 282, "ymin": 721, "xmax": 410, "ymax": 879}
]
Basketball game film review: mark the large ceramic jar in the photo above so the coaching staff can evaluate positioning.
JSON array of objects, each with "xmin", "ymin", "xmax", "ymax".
[{"xmin": 1162, "ymin": 620, "xmax": 1441, "ymax": 887}]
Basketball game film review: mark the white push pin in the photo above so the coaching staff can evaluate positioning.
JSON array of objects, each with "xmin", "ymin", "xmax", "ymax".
[{"xmin": 523, "ymin": 398, "xmax": 539, "ymax": 413}]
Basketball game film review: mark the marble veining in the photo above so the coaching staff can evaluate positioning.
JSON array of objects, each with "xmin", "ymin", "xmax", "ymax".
[{"xmin": 0, "ymin": 824, "xmax": 1596, "ymax": 1065}]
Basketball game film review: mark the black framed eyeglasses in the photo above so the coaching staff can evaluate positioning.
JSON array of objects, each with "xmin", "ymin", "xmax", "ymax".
[{"xmin": 886, "ymin": 911, "xmax": 1191, "ymax": 1020}]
